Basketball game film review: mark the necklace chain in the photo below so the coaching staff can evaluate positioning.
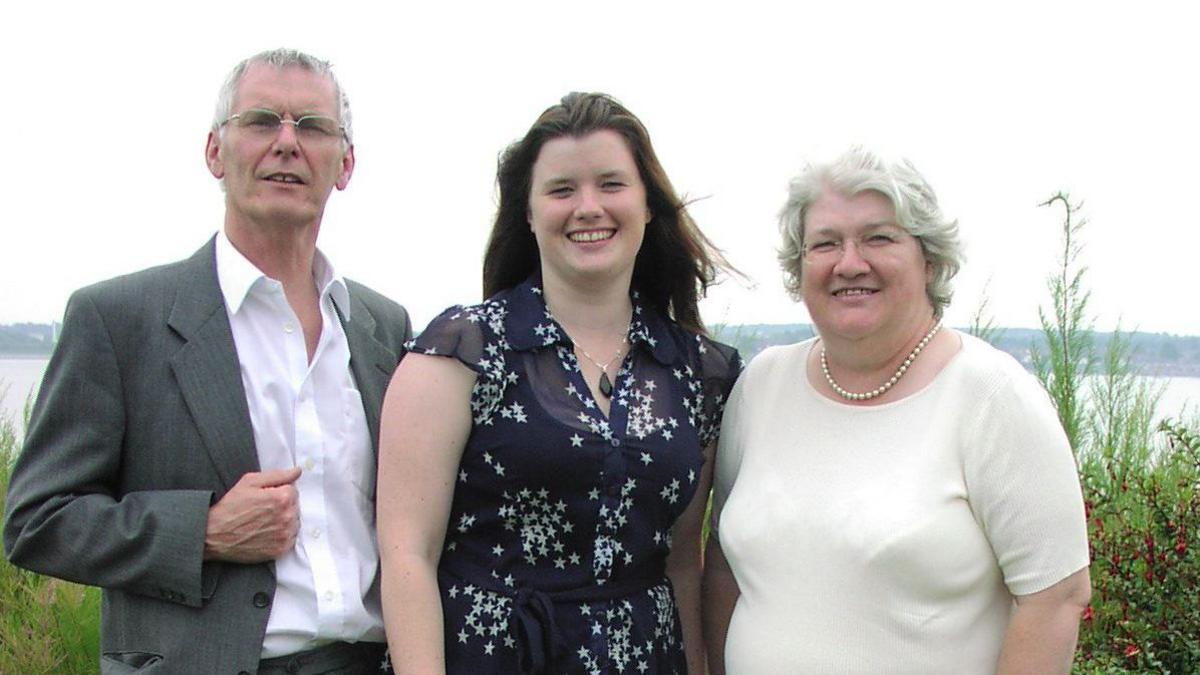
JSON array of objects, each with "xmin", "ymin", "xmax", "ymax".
[
  {"xmin": 554, "ymin": 316, "xmax": 630, "ymax": 399},
  {"xmin": 820, "ymin": 320, "xmax": 942, "ymax": 401},
  {"xmin": 575, "ymin": 336, "xmax": 628, "ymax": 374}
]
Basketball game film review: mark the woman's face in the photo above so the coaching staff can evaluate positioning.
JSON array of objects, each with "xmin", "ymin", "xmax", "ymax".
[
  {"xmin": 527, "ymin": 129, "xmax": 651, "ymax": 291},
  {"xmin": 800, "ymin": 188, "xmax": 933, "ymax": 344}
]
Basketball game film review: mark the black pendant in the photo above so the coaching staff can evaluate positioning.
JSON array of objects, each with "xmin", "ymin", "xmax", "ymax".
[{"xmin": 598, "ymin": 372, "xmax": 613, "ymax": 398}]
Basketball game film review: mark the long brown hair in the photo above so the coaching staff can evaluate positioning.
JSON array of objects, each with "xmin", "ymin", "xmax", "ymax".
[{"xmin": 482, "ymin": 92, "xmax": 728, "ymax": 335}]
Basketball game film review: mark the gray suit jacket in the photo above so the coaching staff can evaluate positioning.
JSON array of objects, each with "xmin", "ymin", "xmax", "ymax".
[{"xmin": 3, "ymin": 239, "xmax": 411, "ymax": 674}]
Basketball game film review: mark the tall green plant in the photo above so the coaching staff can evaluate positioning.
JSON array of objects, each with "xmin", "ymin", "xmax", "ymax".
[
  {"xmin": 1087, "ymin": 329, "xmax": 1163, "ymax": 469},
  {"xmin": 1033, "ymin": 192, "xmax": 1095, "ymax": 451},
  {"xmin": 966, "ymin": 275, "xmax": 1003, "ymax": 345},
  {"xmin": 1029, "ymin": 197, "xmax": 1200, "ymax": 673}
]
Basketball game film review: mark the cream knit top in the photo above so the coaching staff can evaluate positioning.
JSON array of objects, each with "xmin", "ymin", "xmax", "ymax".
[{"xmin": 712, "ymin": 332, "xmax": 1089, "ymax": 674}]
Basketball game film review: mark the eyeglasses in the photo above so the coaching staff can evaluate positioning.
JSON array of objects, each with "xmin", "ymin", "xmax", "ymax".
[
  {"xmin": 220, "ymin": 108, "xmax": 345, "ymax": 142},
  {"xmin": 801, "ymin": 228, "xmax": 915, "ymax": 263}
]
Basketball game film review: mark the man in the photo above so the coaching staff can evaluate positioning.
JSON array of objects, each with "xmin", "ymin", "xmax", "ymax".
[{"xmin": 3, "ymin": 49, "xmax": 409, "ymax": 674}]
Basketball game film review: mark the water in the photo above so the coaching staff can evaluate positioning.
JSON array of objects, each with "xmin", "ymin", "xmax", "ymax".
[
  {"xmin": 0, "ymin": 358, "xmax": 48, "ymax": 430},
  {"xmin": 1, "ymin": 357, "xmax": 1198, "ymax": 436}
]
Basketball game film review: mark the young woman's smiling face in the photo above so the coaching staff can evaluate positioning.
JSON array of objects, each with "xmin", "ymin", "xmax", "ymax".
[{"xmin": 527, "ymin": 129, "xmax": 651, "ymax": 291}]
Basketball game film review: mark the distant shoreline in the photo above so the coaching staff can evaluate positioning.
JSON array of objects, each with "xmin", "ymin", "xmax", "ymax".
[{"xmin": 0, "ymin": 353, "xmax": 51, "ymax": 360}]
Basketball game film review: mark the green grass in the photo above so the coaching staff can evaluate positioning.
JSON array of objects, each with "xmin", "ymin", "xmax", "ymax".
[{"xmin": 0, "ymin": 385, "xmax": 101, "ymax": 674}]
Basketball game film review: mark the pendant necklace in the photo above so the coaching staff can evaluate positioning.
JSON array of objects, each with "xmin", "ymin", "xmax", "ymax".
[
  {"xmin": 575, "ymin": 335, "xmax": 628, "ymax": 398},
  {"xmin": 821, "ymin": 320, "xmax": 942, "ymax": 401}
]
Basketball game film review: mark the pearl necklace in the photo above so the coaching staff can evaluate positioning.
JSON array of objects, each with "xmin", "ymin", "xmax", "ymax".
[{"xmin": 820, "ymin": 320, "xmax": 942, "ymax": 401}]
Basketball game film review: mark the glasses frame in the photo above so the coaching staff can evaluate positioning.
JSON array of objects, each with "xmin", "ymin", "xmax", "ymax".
[
  {"xmin": 800, "ymin": 228, "xmax": 917, "ymax": 264},
  {"xmin": 220, "ymin": 108, "xmax": 347, "ymax": 143}
]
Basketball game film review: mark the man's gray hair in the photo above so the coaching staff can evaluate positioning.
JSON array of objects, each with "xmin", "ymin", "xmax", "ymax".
[
  {"xmin": 777, "ymin": 146, "xmax": 963, "ymax": 317},
  {"xmin": 212, "ymin": 48, "xmax": 353, "ymax": 145}
]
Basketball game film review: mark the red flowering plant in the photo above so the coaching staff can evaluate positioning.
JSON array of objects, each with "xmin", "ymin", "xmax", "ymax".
[
  {"xmin": 1028, "ymin": 195, "xmax": 1200, "ymax": 673},
  {"xmin": 1073, "ymin": 419, "xmax": 1200, "ymax": 673}
]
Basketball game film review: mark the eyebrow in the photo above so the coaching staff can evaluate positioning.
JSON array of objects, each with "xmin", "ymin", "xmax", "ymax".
[
  {"xmin": 244, "ymin": 106, "xmax": 335, "ymax": 118},
  {"xmin": 808, "ymin": 221, "xmax": 901, "ymax": 236},
  {"xmin": 538, "ymin": 168, "xmax": 632, "ymax": 186},
  {"xmin": 539, "ymin": 177, "xmax": 574, "ymax": 189}
]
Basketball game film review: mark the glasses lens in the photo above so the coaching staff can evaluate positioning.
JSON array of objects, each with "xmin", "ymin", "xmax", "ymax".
[
  {"xmin": 297, "ymin": 116, "xmax": 342, "ymax": 138},
  {"xmin": 237, "ymin": 109, "xmax": 282, "ymax": 130}
]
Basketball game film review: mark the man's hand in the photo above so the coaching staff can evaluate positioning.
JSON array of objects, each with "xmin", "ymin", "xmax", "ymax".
[{"xmin": 204, "ymin": 467, "xmax": 302, "ymax": 563}]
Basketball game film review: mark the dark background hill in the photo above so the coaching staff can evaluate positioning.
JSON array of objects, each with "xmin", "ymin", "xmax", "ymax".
[
  {"xmin": 714, "ymin": 324, "xmax": 1200, "ymax": 377},
  {"xmin": 4, "ymin": 322, "xmax": 1199, "ymax": 377}
]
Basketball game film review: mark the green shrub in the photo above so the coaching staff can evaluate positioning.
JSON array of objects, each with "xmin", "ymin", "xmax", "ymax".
[{"xmin": 1075, "ymin": 419, "xmax": 1200, "ymax": 673}]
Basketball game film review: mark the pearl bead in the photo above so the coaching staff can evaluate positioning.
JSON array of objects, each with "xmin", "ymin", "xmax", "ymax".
[{"xmin": 821, "ymin": 320, "xmax": 942, "ymax": 402}]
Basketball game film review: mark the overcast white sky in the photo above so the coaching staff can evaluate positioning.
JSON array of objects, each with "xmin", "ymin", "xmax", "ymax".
[{"xmin": 2, "ymin": 2, "xmax": 1196, "ymax": 337}]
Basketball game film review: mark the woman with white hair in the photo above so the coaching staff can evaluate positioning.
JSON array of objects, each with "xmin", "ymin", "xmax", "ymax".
[{"xmin": 702, "ymin": 148, "xmax": 1091, "ymax": 674}]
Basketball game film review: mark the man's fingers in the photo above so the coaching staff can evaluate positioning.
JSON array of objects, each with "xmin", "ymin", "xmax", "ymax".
[{"xmin": 242, "ymin": 466, "xmax": 303, "ymax": 488}]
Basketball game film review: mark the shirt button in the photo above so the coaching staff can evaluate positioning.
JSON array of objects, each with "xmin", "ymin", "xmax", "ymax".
[
  {"xmin": 310, "ymin": 527, "xmax": 322, "ymax": 539},
  {"xmin": 610, "ymin": 438, "xmax": 620, "ymax": 447},
  {"xmin": 324, "ymin": 590, "xmax": 335, "ymax": 602},
  {"xmin": 303, "ymin": 458, "xmax": 315, "ymax": 471},
  {"xmin": 252, "ymin": 591, "xmax": 270, "ymax": 608},
  {"xmin": 283, "ymin": 323, "xmax": 295, "ymax": 334}
]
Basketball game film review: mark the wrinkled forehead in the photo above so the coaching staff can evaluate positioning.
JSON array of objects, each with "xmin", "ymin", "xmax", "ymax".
[{"xmin": 233, "ymin": 62, "xmax": 339, "ymax": 115}]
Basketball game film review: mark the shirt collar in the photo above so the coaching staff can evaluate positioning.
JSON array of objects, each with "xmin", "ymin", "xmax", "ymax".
[
  {"xmin": 502, "ymin": 275, "xmax": 679, "ymax": 366},
  {"xmin": 214, "ymin": 229, "xmax": 350, "ymax": 318}
]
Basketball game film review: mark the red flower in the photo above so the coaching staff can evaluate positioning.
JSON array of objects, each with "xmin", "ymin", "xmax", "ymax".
[
  {"xmin": 1124, "ymin": 643, "xmax": 1141, "ymax": 659},
  {"xmin": 1082, "ymin": 605, "xmax": 1094, "ymax": 622}
]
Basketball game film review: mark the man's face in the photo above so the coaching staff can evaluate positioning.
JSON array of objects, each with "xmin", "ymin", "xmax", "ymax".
[{"xmin": 205, "ymin": 63, "xmax": 354, "ymax": 230}]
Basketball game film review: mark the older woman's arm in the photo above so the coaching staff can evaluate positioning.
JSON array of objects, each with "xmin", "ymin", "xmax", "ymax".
[
  {"xmin": 377, "ymin": 354, "xmax": 475, "ymax": 674},
  {"xmin": 996, "ymin": 567, "xmax": 1091, "ymax": 674},
  {"xmin": 702, "ymin": 534, "xmax": 740, "ymax": 675}
]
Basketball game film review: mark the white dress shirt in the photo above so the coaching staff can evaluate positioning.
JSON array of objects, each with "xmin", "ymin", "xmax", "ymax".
[{"xmin": 215, "ymin": 230, "xmax": 385, "ymax": 658}]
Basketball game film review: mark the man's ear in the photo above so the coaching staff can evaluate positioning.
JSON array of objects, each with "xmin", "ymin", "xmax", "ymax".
[
  {"xmin": 336, "ymin": 144, "xmax": 355, "ymax": 191},
  {"xmin": 205, "ymin": 132, "xmax": 224, "ymax": 179}
]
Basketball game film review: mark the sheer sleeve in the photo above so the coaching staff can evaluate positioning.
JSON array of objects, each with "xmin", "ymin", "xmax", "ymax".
[
  {"xmin": 696, "ymin": 336, "xmax": 742, "ymax": 450},
  {"xmin": 410, "ymin": 303, "xmax": 515, "ymax": 426},
  {"xmin": 410, "ymin": 305, "xmax": 490, "ymax": 374}
]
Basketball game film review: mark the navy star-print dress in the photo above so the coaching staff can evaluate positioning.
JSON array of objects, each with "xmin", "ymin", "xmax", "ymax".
[{"xmin": 406, "ymin": 277, "xmax": 740, "ymax": 674}]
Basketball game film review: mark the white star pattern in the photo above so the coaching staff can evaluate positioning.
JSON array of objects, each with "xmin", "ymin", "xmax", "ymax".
[{"xmin": 407, "ymin": 282, "xmax": 739, "ymax": 670}]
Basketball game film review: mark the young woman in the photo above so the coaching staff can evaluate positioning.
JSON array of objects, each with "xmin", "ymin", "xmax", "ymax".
[{"xmin": 378, "ymin": 92, "xmax": 740, "ymax": 674}]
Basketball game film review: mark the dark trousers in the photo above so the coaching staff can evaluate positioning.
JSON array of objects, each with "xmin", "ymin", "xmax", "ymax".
[{"xmin": 256, "ymin": 641, "xmax": 388, "ymax": 675}]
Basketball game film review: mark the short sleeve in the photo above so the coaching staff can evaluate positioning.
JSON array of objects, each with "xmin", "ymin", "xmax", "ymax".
[
  {"xmin": 963, "ymin": 367, "xmax": 1090, "ymax": 596},
  {"xmin": 410, "ymin": 305, "xmax": 491, "ymax": 376},
  {"xmin": 696, "ymin": 336, "xmax": 742, "ymax": 450},
  {"xmin": 411, "ymin": 303, "xmax": 514, "ymax": 424}
]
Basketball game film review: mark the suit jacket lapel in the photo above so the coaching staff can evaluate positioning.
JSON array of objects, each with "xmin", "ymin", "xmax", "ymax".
[
  {"xmin": 167, "ymin": 239, "xmax": 258, "ymax": 489},
  {"xmin": 341, "ymin": 295, "xmax": 396, "ymax": 456}
]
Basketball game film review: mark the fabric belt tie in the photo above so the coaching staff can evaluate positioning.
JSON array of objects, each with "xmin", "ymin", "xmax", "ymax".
[
  {"xmin": 511, "ymin": 585, "xmax": 560, "ymax": 674},
  {"xmin": 439, "ymin": 558, "xmax": 666, "ymax": 675}
]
